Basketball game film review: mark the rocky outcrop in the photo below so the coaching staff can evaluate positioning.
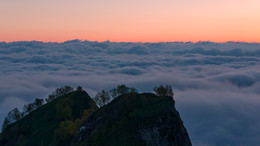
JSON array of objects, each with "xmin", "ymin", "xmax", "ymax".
[
  {"xmin": 138, "ymin": 104, "xmax": 191, "ymax": 146},
  {"xmin": 72, "ymin": 93, "xmax": 191, "ymax": 146}
]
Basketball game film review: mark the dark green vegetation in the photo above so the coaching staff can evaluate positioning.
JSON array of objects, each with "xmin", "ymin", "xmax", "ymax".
[
  {"xmin": 0, "ymin": 85, "xmax": 191, "ymax": 146},
  {"xmin": 73, "ymin": 92, "xmax": 191, "ymax": 146},
  {"xmin": 1, "ymin": 86, "xmax": 76, "ymax": 131},
  {"xmin": 153, "ymin": 85, "xmax": 174, "ymax": 97},
  {"xmin": 94, "ymin": 84, "xmax": 137, "ymax": 107},
  {"xmin": 0, "ymin": 90, "xmax": 97, "ymax": 146}
]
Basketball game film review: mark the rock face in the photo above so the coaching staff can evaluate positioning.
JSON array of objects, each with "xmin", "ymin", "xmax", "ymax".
[
  {"xmin": 138, "ymin": 105, "xmax": 191, "ymax": 146},
  {"xmin": 72, "ymin": 93, "xmax": 192, "ymax": 146}
]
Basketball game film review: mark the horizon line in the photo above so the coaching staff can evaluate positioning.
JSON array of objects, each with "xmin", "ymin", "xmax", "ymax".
[{"xmin": 1, "ymin": 39, "xmax": 260, "ymax": 44}]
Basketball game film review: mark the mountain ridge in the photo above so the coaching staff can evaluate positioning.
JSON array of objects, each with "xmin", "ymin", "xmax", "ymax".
[
  {"xmin": 0, "ymin": 90, "xmax": 191, "ymax": 146},
  {"xmin": 0, "ymin": 90, "xmax": 97, "ymax": 146},
  {"xmin": 73, "ymin": 92, "xmax": 191, "ymax": 146}
]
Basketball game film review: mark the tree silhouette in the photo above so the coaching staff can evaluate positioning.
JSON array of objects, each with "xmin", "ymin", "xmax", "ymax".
[
  {"xmin": 94, "ymin": 90, "xmax": 110, "ymax": 107},
  {"xmin": 153, "ymin": 85, "xmax": 174, "ymax": 97},
  {"xmin": 45, "ymin": 86, "xmax": 74, "ymax": 103},
  {"xmin": 77, "ymin": 86, "xmax": 83, "ymax": 91},
  {"xmin": 1, "ymin": 108, "xmax": 22, "ymax": 130},
  {"xmin": 94, "ymin": 84, "xmax": 138, "ymax": 107},
  {"xmin": 34, "ymin": 98, "xmax": 44, "ymax": 108},
  {"xmin": 1, "ymin": 117, "xmax": 10, "ymax": 131}
]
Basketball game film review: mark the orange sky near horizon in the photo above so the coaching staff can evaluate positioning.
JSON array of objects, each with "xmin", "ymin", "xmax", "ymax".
[{"xmin": 0, "ymin": 0, "xmax": 260, "ymax": 43}]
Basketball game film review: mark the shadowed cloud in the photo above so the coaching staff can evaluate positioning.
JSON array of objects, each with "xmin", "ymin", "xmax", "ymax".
[{"xmin": 0, "ymin": 40, "xmax": 260, "ymax": 145}]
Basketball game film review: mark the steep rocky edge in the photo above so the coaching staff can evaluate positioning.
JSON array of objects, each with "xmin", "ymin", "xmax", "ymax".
[{"xmin": 72, "ymin": 92, "xmax": 191, "ymax": 146}]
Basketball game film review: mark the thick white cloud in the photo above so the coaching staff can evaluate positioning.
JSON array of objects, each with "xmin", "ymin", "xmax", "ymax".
[{"xmin": 0, "ymin": 40, "xmax": 260, "ymax": 145}]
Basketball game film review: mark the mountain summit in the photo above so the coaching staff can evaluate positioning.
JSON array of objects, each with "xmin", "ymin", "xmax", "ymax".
[
  {"xmin": 0, "ymin": 90, "xmax": 191, "ymax": 146},
  {"xmin": 73, "ymin": 92, "xmax": 191, "ymax": 146},
  {"xmin": 0, "ymin": 90, "xmax": 97, "ymax": 146}
]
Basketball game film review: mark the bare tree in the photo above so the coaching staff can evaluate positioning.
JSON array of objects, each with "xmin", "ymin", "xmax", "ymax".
[{"xmin": 94, "ymin": 90, "xmax": 110, "ymax": 107}]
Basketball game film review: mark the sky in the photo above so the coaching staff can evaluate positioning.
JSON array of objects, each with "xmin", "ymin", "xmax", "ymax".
[
  {"xmin": 0, "ymin": 0, "xmax": 260, "ymax": 42},
  {"xmin": 1, "ymin": 41, "xmax": 260, "ymax": 145}
]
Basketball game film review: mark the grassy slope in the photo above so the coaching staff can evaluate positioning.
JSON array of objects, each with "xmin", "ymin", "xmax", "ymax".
[{"xmin": 0, "ymin": 90, "xmax": 96, "ymax": 146}]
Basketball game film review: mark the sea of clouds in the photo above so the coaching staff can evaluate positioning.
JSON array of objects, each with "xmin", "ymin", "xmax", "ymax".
[{"xmin": 0, "ymin": 40, "xmax": 260, "ymax": 145}]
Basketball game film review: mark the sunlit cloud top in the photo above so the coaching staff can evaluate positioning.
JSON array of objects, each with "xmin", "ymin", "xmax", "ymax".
[{"xmin": 0, "ymin": 0, "xmax": 260, "ymax": 42}]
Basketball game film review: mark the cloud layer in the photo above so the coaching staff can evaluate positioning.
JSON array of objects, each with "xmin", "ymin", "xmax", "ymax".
[{"xmin": 1, "ymin": 40, "xmax": 260, "ymax": 145}]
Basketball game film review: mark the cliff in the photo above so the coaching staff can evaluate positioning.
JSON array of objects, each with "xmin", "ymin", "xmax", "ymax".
[{"xmin": 72, "ymin": 93, "xmax": 191, "ymax": 146}]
